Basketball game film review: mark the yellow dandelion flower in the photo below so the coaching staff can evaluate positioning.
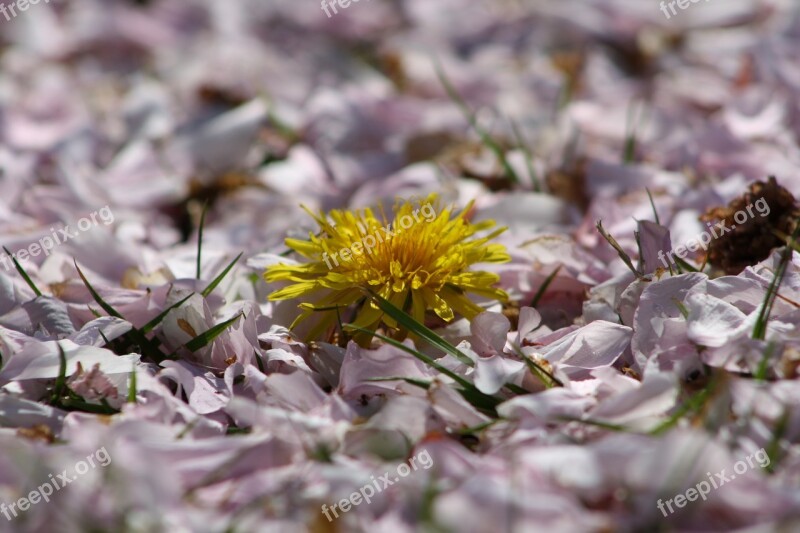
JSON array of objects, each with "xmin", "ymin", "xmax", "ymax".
[{"xmin": 264, "ymin": 194, "xmax": 510, "ymax": 343}]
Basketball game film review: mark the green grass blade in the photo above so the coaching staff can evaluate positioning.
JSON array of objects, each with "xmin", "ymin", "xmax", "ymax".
[
  {"xmin": 74, "ymin": 261, "xmax": 124, "ymax": 319},
  {"xmin": 434, "ymin": 60, "xmax": 521, "ymax": 185},
  {"xmin": 646, "ymin": 188, "xmax": 660, "ymax": 225},
  {"xmin": 196, "ymin": 201, "xmax": 209, "ymax": 279},
  {"xmin": 531, "ymin": 265, "xmax": 562, "ymax": 308},
  {"xmin": 51, "ymin": 344, "xmax": 68, "ymax": 405},
  {"xmin": 755, "ymin": 341, "xmax": 778, "ymax": 382},
  {"xmin": 557, "ymin": 416, "xmax": 630, "ymax": 433},
  {"xmin": 649, "ymin": 386, "xmax": 712, "ymax": 436},
  {"xmin": 764, "ymin": 407, "xmax": 789, "ymax": 473},
  {"xmin": 595, "ymin": 220, "xmax": 642, "ymax": 279},
  {"xmin": 344, "ymin": 323, "xmax": 503, "ymax": 415},
  {"xmin": 183, "ymin": 313, "xmax": 243, "ymax": 353},
  {"xmin": 3, "ymin": 246, "xmax": 42, "ymax": 297},
  {"xmin": 504, "ymin": 383, "xmax": 528, "ymax": 395},
  {"xmin": 59, "ymin": 398, "xmax": 119, "ymax": 415},
  {"xmin": 141, "ymin": 292, "xmax": 196, "ymax": 334},
  {"xmin": 520, "ymin": 351, "xmax": 563, "ymax": 388},
  {"xmin": 623, "ymin": 102, "xmax": 644, "ymax": 164},
  {"xmin": 201, "ymin": 252, "xmax": 243, "ymax": 298},
  {"xmin": 364, "ymin": 289, "xmax": 474, "ymax": 367},
  {"xmin": 344, "ymin": 323, "xmax": 472, "ymax": 388},
  {"xmin": 672, "ymin": 297, "xmax": 689, "ymax": 319},
  {"xmin": 509, "ymin": 118, "xmax": 542, "ymax": 191},
  {"xmin": 75, "ymin": 261, "xmax": 175, "ymax": 363},
  {"xmin": 752, "ymin": 221, "xmax": 799, "ymax": 340},
  {"xmin": 673, "ymin": 255, "xmax": 700, "ymax": 273},
  {"xmin": 365, "ymin": 376, "xmax": 432, "ymax": 390},
  {"xmin": 127, "ymin": 362, "xmax": 137, "ymax": 404},
  {"xmin": 596, "ymin": 221, "xmax": 641, "ymax": 278}
]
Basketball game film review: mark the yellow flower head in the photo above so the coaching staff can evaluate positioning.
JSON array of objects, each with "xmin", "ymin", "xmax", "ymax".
[{"xmin": 265, "ymin": 194, "xmax": 510, "ymax": 342}]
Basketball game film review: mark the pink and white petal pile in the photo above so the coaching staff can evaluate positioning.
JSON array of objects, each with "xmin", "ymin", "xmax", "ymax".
[{"xmin": 1, "ymin": 0, "xmax": 800, "ymax": 531}]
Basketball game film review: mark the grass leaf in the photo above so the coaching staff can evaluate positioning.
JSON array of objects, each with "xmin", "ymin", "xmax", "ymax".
[
  {"xmin": 752, "ymin": 221, "xmax": 799, "ymax": 341},
  {"xmin": 51, "ymin": 343, "xmax": 68, "ymax": 405},
  {"xmin": 364, "ymin": 289, "xmax": 474, "ymax": 367},
  {"xmin": 530, "ymin": 265, "xmax": 562, "ymax": 308},
  {"xmin": 183, "ymin": 313, "xmax": 243, "ymax": 353},
  {"xmin": 3, "ymin": 246, "xmax": 42, "ymax": 297},
  {"xmin": 646, "ymin": 188, "xmax": 660, "ymax": 225},
  {"xmin": 764, "ymin": 407, "xmax": 789, "ymax": 473},
  {"xmin": 755, "ymin": 342, "xmax": 778, "ymax": 382},
  {"xmin": 344, "ymin": 323, "xmax": 472, "ymax": 388},
  {"xmin": 74, "ymin": 261, "xmax": 124, "ymax": 319},
  {"xmin": 202, "ymin": 252, "xmax": 243, "ymax": 298},
  {"xmin": 141, "ymin": 292, "xmax": 196, "ymax": 334},
  {"xmin": 196, "ymin": 201, "xmax": 209, "ymax": 279},
  {"xmin": 365, "ymin": 376, "xmax": 432, "ymax": 390},
  {"xmin": 343, "ymin": 323, "xmax": 502, "ymax": 415},
  {"xmin": 518, "ymin": 350, "xmax": 563, "ymax": 388},
  {"xmin": 649, "ymin": 386, "xmax": 712, "ymax": 436},
  {"xmin": 75, "ymin": 261, "xmax": 173, "ymax": 363},
  {"xmin": 509, "ymin": 118, "xmax": 542, "ymax": 191},
  {"xmin": 596, "ymin": 221, "xmax": 641, "ymax": 278},
  {"xmin": 127, "ymin": 362, "xmax": 137, "ymax": 404},
  {"xmin": 434, "ymin": 60, "xmax": 521, "ymax": 185}
]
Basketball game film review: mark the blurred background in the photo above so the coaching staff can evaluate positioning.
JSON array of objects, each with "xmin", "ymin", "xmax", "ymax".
[{"xmin": 2, "ymin": 0, "xmax": 800, "ymax": 531}]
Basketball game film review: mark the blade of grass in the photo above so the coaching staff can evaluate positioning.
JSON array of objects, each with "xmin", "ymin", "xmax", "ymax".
[
  {"xmin": 201, "ymin": 252, "xmax": 243, "ymax": 298},
  {"xmin": 504, "ymin": 383, "xmax": 528, "ymax": 395},
  {"xmin": 755, "ymin": 342, "xmax": 778, "ymax": 382},
  {"xmin": 363, "ymin": 289, "xmax": 474, "ymax": 367},
  {"xmin": 75, "ymin": 261, "xmax": 173, "ymax": 362},
  {"xmin": 361, "ymin": 290, "xmax": 531, "ymax": 396},
  {"xmin": 50, "ymin": 343, "xmax": 68, "ymax": 404},
  {"xmin": 752, "ymin": 221, "xmax": 799, "ymax": 341},
  {"xmin": 196, "ymin": 201, "xmax": 209, "ymax": 279},
  {"xmin": 649, "ymin": 386, "xmax": 712, "ymax": 436},
  {"xmin": 519, "ymin": 350, "xmax": 563, "ymax": 388},
  {"xmin": 183, "ymin": 313, "xmax": 243, "ymax": 353},
  {"xmin": 141, "ymin": 292, "xmax": 196, "ymax": 334},
  {"xmin": 3, "ymin": 246, "xmax": 42, "ymax": 297},
  {"xmin": 343, "ymin": 323, "xmax": 473, "ymax": 388},
  {"xmin": 673, "ymin": 255, "xmax": 700, "ymax": 273},
  {"xmin": 127, "ymin": 362, "xmax": 137, "ymax": 404},
  {"xmin": 74, "ymin": 262, "xmax": 124, "ymax": 319},
  {"xmin": 623, "ymin": 101, "xmax": 642, "ymax": 164},
  {"xmin": 557, "ymin": 416, "xmax": 630, "ymax": 433},
  {"xmin": 764, "ymin": 407, "xmax": 789, "ymax": 473},
  {"xmin": 345, "ymin": 323, "xmax": 503, "ymax": 415},
  {"xmin": 509, "ymin": 118, "xmax": 542, "ymax": 191},
  {"xmin": 530, "ymin": 265, "xmax": 562, "ymax": 308},
  {"xmin": 59, "ymin": 398, "xmax": 119, "ymax": 415},
  {"xmin": 98, "ymin": 330, "xmax": 111, "ymax": 347},
  {"xmin": 646, "ymin": 188, "xmax": 660, "ymax": 225},
  {"xmin": 456, "ymin": 419, "xmax": 500, "ymax": 435},
  {"xmin": 434, "ymin": 60, "xmax": 521, "ymax": 185},
  {"xmin": 366, "ymin": 376, "xmax": 432, "ymax": 390},
  {"xmin": 672, "ymin": 297, "xmax": 689, "ymax": 319},
  {"xmin": 595, "ymin": 221, "xmax": 641, "ymax": 278}
]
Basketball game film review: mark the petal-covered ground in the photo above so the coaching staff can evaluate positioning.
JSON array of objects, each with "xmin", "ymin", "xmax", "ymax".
[{"xmin": 1, "ymin": 1, "xmax": 800, "ymax": 532}]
